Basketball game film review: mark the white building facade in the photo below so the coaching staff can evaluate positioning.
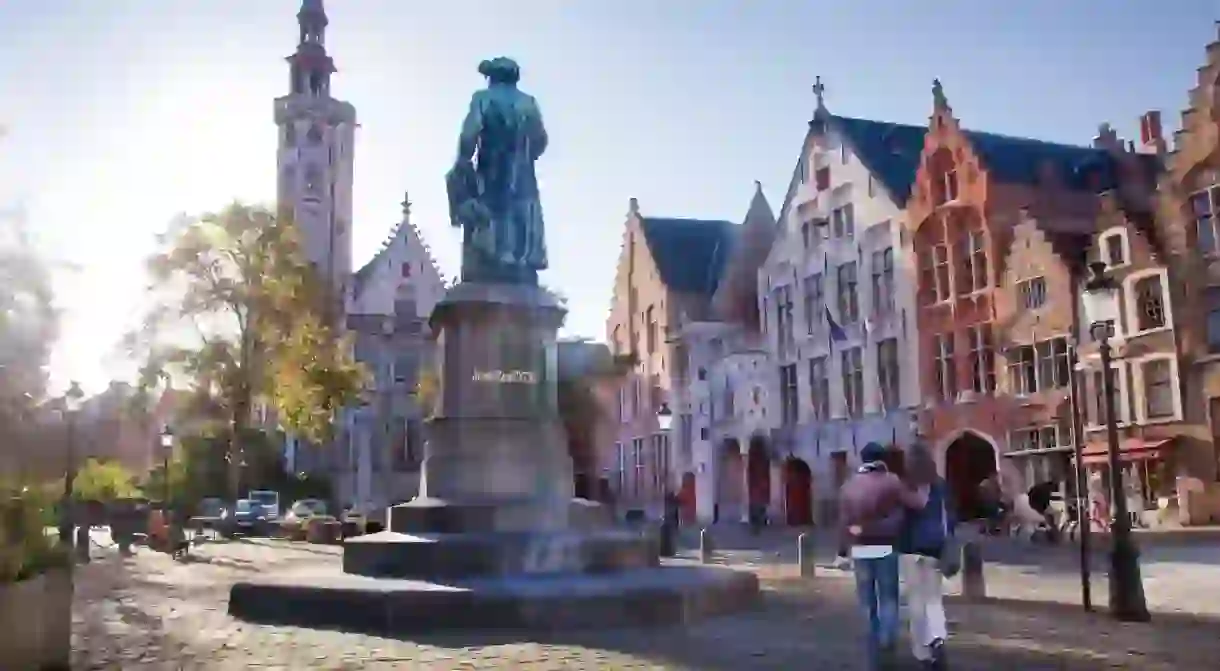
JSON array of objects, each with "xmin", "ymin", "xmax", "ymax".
[{"xmin": 753, "ymin": 96, "xmax": 927, "ymax": 525}]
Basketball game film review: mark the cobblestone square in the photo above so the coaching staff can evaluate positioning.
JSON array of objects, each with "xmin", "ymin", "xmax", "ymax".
[{"xmin": 69, "ymin": 538, "xmax": 1220, "ymax": 670}]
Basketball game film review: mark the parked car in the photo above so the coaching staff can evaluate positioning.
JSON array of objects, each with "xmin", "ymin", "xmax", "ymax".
[
  {"xmin": 224, "ymin": 499, "xmax": 268, "ymax": 536},
  {"xmin": 247, "ymin": 490, "xmax": 280, "ymax": 521},
  {"xmin": 340, "ymin": 507, "xmax": 367, "ymax": 538}
]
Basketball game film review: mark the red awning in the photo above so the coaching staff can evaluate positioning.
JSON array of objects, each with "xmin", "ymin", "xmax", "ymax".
[{"xmin": 1079, "ymin": 437, "xmax": 1172, "ymax": 466}]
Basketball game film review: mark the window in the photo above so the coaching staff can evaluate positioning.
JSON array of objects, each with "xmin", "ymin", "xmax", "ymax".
[
  {"xmin": 617, "ymin": 387, "xmax": 628, "ymax": 422},
  {"xmin": 871, "ymin": 247, "xmax": 895, "ymax": 316},
  {"xmin": 1190, "ymin": 186, "xmax": 1220, "ymax": 256},
  {"xmin": 1089, "ymin": 367, "xmax": 1127, "ymax": 427},
  {"xmin": 1132, "ymin": 274, "xmax": 1167, "ymax": 332},
  {"xmin": 966, "ymin": 324, "xmax": 996, "ymax": 394},
  {"xmin": 779, "ymin": 364, "xmax": 799, "ymax": 425},
  {"xmin": 868, "ymin": 175, "xmax": 876, "ymax": 198},
  {"xmin": 803, "ymin": 274, "xmax": 824, "ymax": 335},
  {"xmin": 808, "ymin": 356, "xmax": 830, "ymax": 421},
  {"xmin": 393, "ymin": 353, "xmax": 415, "ymax": 384},
  {"xmin": 877, "ymin": 339, "xmax": 900, "ymax": 410},
  {"xmin": 645, "ymin": 306, "xmax": 658, "ymax": 352},
  {"xmin": 815, "ymin": 167, "xmax": 831, "ymax": 191},
  {"xmin": 921, "ymin": 244, "xmax": 951, "ymax": 303},
  {"xmin": 937, "ymin": 170, "xmax": 959, "ymax": 205},
  {"xmin": 841, "ymin": 143, "xmax": 849, "ymax": 164},
  {"xmin": 1140, "ymin": 358, "xmax": 1175, "ymax": 420},
  {"xmin": 1103, "ymin": 232, "xmax": 1127, "ymax": 267},
  {"xmin": 1207, "ymin": 289, "xmax": 1220, "ymax": 353},
  {"xmin": 774, "ymin": 285, "xmax": 795, "ymax": 355},
  {"xmin": 631, "ymin": 437, "xmax": 645, "ymax": 496},
  {"xmin": 841, "ymin": 347, "xmax": 864, "ymax": 417},
  {"xmin": 801, "ymin": 221, "xmax": 812, "ymax": 249},
  {"xmin": 699, "ymin": 427, "xmax": 709, "ymax": 440},
  {"xmin": 1017, "ymin": 276, "xmax": 1046, "ymax": 310},
  {"xmin": 1010, "ymin": 425, "xmax": 1062, "ymax": 453},
  {"xmin": 697, "ymin": 366, "xmax": 707, "ymax": 381},
  {"xmin": 837, "ymin": 262, "xmax": 859, "ymax": 323},
  {"xmin": 957, "ymin": 231, "xmax": 988, "ymax": 294},
  {"xmin": 1007, "ymin": 336, "xmax": 1069, "ymax": 394},
  {"xmin": 933, "ymin": 333, "xmax": 956, "ymax": 401},
  {"xmin": 832, "ymin": 204, "xmax": 855, "ymax": 239}
]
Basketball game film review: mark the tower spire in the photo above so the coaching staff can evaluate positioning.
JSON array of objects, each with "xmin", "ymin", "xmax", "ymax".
[{"xmin": 287, "ymin": 0, "xmax": 336, "ymax": 97}]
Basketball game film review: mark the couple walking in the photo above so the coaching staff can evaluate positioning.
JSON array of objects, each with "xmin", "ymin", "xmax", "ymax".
[{"xmin": 839, "ymin": 441, "xmax": 956, "ymax": 670}]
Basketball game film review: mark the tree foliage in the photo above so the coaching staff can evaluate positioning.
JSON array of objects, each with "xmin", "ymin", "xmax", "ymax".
[
  {"xmin": 126, "ymin": 204, "xmax": 365, "ymax": 496},
  {"xmin": 71, "ymin": 458, "xmax": 142, "ymax": 502},
  {"xmin": 0, "ymin": 193, "xmax": 56, "ymax": 428}
]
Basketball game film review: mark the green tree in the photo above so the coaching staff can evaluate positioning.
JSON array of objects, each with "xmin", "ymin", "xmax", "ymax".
[
  {"xmin": 71, "ymin": 458, "xmax": 142, "ymax": 502},
  {"xmin": 126, "ymin": 204, "xmax": 365, "ymax": 498}
]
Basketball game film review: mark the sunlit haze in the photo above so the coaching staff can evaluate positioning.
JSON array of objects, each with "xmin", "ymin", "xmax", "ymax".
[{"xmin": 1, "ymin": 0, "xmax": 1215, "ymax": 396}]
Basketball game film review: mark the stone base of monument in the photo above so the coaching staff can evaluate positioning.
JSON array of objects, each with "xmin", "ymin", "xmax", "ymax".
[
  {"xmin": 228, "ymin": 562, "xmax": 759, "ymax": 634},
  {"xmin": 226, "ymin": 280, "xmax": 759, "ymax": 632}
]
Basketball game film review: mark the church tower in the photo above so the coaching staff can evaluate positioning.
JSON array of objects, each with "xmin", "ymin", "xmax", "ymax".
[{"xmin": 274, "ymin": 0, "xmax": 356, "ymax": 308}]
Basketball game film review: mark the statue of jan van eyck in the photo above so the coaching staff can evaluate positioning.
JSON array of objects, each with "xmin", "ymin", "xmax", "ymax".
[{"xmin": 446, "ymin": 57, "xmax": 550, "ymax": 286}]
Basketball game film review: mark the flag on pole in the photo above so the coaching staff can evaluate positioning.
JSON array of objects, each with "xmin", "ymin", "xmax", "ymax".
[{"xmin": 825, "ymin": 307, "xmax": 847, "ymax": 347}]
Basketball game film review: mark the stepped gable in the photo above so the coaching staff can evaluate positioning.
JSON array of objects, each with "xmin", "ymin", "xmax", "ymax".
[{"xmin": 637, "ymin": 215, "xmax": 738, "ymax": 296}]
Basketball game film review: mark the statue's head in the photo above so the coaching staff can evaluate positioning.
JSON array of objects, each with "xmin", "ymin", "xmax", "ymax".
[{"xmin": 478, "ymin": 57, "xmax": 521, "ymax": 86}]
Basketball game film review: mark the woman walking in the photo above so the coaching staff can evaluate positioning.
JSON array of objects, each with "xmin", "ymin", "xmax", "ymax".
[{"xmin": 900, "ymin": 441, "xmax": 956, "ymax": 669}]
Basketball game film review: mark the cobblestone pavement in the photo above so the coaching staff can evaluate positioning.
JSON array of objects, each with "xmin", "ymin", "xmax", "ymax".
[
  {"xmin": 676, "ymin": 525, "xmax": 1220, "ymax": 618},
  {"xmin": 71, "ymin": 539, "xmax": 1220, "ymax": 670}
]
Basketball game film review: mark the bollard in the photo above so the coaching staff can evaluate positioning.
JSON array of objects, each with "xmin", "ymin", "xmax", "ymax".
[
  {"xmin": 75, "ymin": 526, "xmax": 91, "ymax": 564},
  {"xmin": 798, "ymin": 532, "xmax": 816, "ymax": 578},
  {"xmin": 699, "ymin": 527, "xmax": 714, "ymax": 564},
  {"xmin": 658, "ymin": 519, "xmax": 676, "ymax": 558},
  {"xmin": 960, "ymin": 540, "xmax": 986, "ymax": 601}
]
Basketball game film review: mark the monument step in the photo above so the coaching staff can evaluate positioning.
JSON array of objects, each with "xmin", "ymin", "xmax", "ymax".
[
  {"xmin": 229, "ymin": 562, "xmax": 760, "ymax": 633},
  {"xmin": 343, "ymin": 528, "xmax": 658, "ymax": 580}
]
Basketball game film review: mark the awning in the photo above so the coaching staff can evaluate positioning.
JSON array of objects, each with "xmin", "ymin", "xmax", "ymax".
[{"xmin": 1079, "ymin": 437, "xmax": 1173, "ymax": 466}]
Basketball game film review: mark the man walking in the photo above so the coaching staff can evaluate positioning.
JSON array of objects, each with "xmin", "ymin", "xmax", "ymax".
[{"xmin": 839, "ymin": 443, "xmax": 929, "ymax": 669}]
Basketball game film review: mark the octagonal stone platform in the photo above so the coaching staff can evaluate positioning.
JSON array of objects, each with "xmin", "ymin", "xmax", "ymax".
[{"xmin": 228, "ymin": 561, "xmax": 759, "ymax": 634}]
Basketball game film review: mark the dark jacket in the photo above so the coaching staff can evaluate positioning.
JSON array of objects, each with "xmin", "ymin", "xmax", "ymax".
[
  {"xmin": 838, "ymin": 462, "xmax": 928, "ymax": 548},
  {"xmin": 901, "ymin": 478, "xmax": 955, "ymax": 558}
]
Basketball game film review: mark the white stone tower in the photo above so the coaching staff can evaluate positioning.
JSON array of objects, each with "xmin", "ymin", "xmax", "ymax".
[{"xmin": 274, "ymin": 0, "xmax": 356, "ymax": 308}]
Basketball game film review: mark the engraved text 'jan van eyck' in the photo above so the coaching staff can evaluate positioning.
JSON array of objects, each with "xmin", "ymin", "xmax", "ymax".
[{"xmin": 472, "ymin": 369, "xmax": 539, "ymax": 384}]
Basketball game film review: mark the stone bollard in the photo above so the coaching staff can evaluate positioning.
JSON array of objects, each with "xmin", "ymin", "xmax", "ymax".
[
  {"xmin": 699, "ymin": 527, "xmax": 714, "ymax": 564},
  {"xmin": 960, "ymin": 540, "xmax": 986, "ymax": 601},
  {"xmin": 798, "ymin": 532, "xmax": 816, "ymax": 578}
]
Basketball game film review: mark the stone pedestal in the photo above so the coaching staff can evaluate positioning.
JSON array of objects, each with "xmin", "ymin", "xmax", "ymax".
[{"xmin": 229, "ymin": 281, "xmax": 759, "ymax": 632}]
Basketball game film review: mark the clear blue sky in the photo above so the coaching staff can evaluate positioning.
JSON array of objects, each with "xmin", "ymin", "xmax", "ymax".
[{"xmin": 1, "ymin": 0, "xmax": 1216, "ymax": 394}]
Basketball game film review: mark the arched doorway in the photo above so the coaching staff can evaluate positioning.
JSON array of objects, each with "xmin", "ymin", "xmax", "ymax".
[
  {"xmin": 782, "ymin": 457, "xmax": 813, "ymax": 526},
  {"xmin": 746, "ymin": 435, "xmax": 771, "ymax": 511},
  {"xmin": 679, "ymin": 471, "xmax": 696, "ymax": 523},
  {"xmin": 717, "ymin": 439, "xmax": 743, "ymax": 523},
  {"xmin": 944, "ymin": 431, "xmax": 997, "ymax": 520}
]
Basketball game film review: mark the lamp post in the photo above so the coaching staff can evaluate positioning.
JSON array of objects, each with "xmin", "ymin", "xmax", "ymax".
[
  {"xmin": 656, "ymin": 402, "xmax": 676, "ymax": 556},
  {"xmin": 58, "ymin": 381, "xmax": 84, "ymax": 546},
  {"xmin": 160, "ymin": 426, "xmax": 174, "ymax": 508},
  {"xmin": 1080, "ymin": 261, "xmax": 1150, "ymax": 622}
]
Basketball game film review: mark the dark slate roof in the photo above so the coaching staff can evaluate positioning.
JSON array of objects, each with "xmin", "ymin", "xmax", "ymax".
[
  {"xmin": 352, "ymin": 252, "xmax": 382, "ymax": 298},
  {"xmin": 961, "ymin": 130, "xmax": 1116, "ymax": 191},
  {"xmin": 832, "ymin": 116, "xmax": 927, "ymax": 202},
  {"xmin": 638, "ymin": 217, "xmax": 738, "ymax": 295}
]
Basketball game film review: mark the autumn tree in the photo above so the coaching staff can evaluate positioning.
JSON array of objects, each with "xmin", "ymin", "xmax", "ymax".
[
  {"xmin": 127, "ymin": 203, "xmax": 365, "ymax": 498},
  {"xmin": 555, "ymin": 340, "xmax": 635, "ymax": 499}
]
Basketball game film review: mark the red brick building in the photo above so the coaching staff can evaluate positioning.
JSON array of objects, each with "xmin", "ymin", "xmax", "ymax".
[{"xmin": 906, "ymin": 81, "xmax": 1156, "ymax": 517}]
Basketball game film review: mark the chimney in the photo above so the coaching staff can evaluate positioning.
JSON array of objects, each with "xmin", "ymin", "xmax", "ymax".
[
  {"xmin": 1138, "ymin": 111, "xmax": 1166, "ymax": 154},
  {"xmin": 628, "ymin": 197, "xmax": 640, "ymax": 217}
]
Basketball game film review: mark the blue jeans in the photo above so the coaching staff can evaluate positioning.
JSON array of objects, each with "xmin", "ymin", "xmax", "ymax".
[{"xmin": 853, "ymin": 553, "xmax": 901, "ymax": 667}]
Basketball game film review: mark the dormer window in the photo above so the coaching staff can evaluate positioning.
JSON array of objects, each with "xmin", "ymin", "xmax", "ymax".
[{"xmin": 942, "ymin": 170, "xmax": 959, "ymax": 203}]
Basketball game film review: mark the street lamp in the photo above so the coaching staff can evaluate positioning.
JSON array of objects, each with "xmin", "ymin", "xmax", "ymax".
[
  {"xmin": 1080, "ymin": 260, "xmax": 1150, "ymax": 622},
  {"xmin": 160, "ymin": 426, "xmax": 174, "ymax": 508},
  {"xmin": 58, "ymin": 381, "xmax": 85, "ymax": 546},
  {"xmin": 655, "ymin": 402, "xmax": 676, "ymax": 556}
]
